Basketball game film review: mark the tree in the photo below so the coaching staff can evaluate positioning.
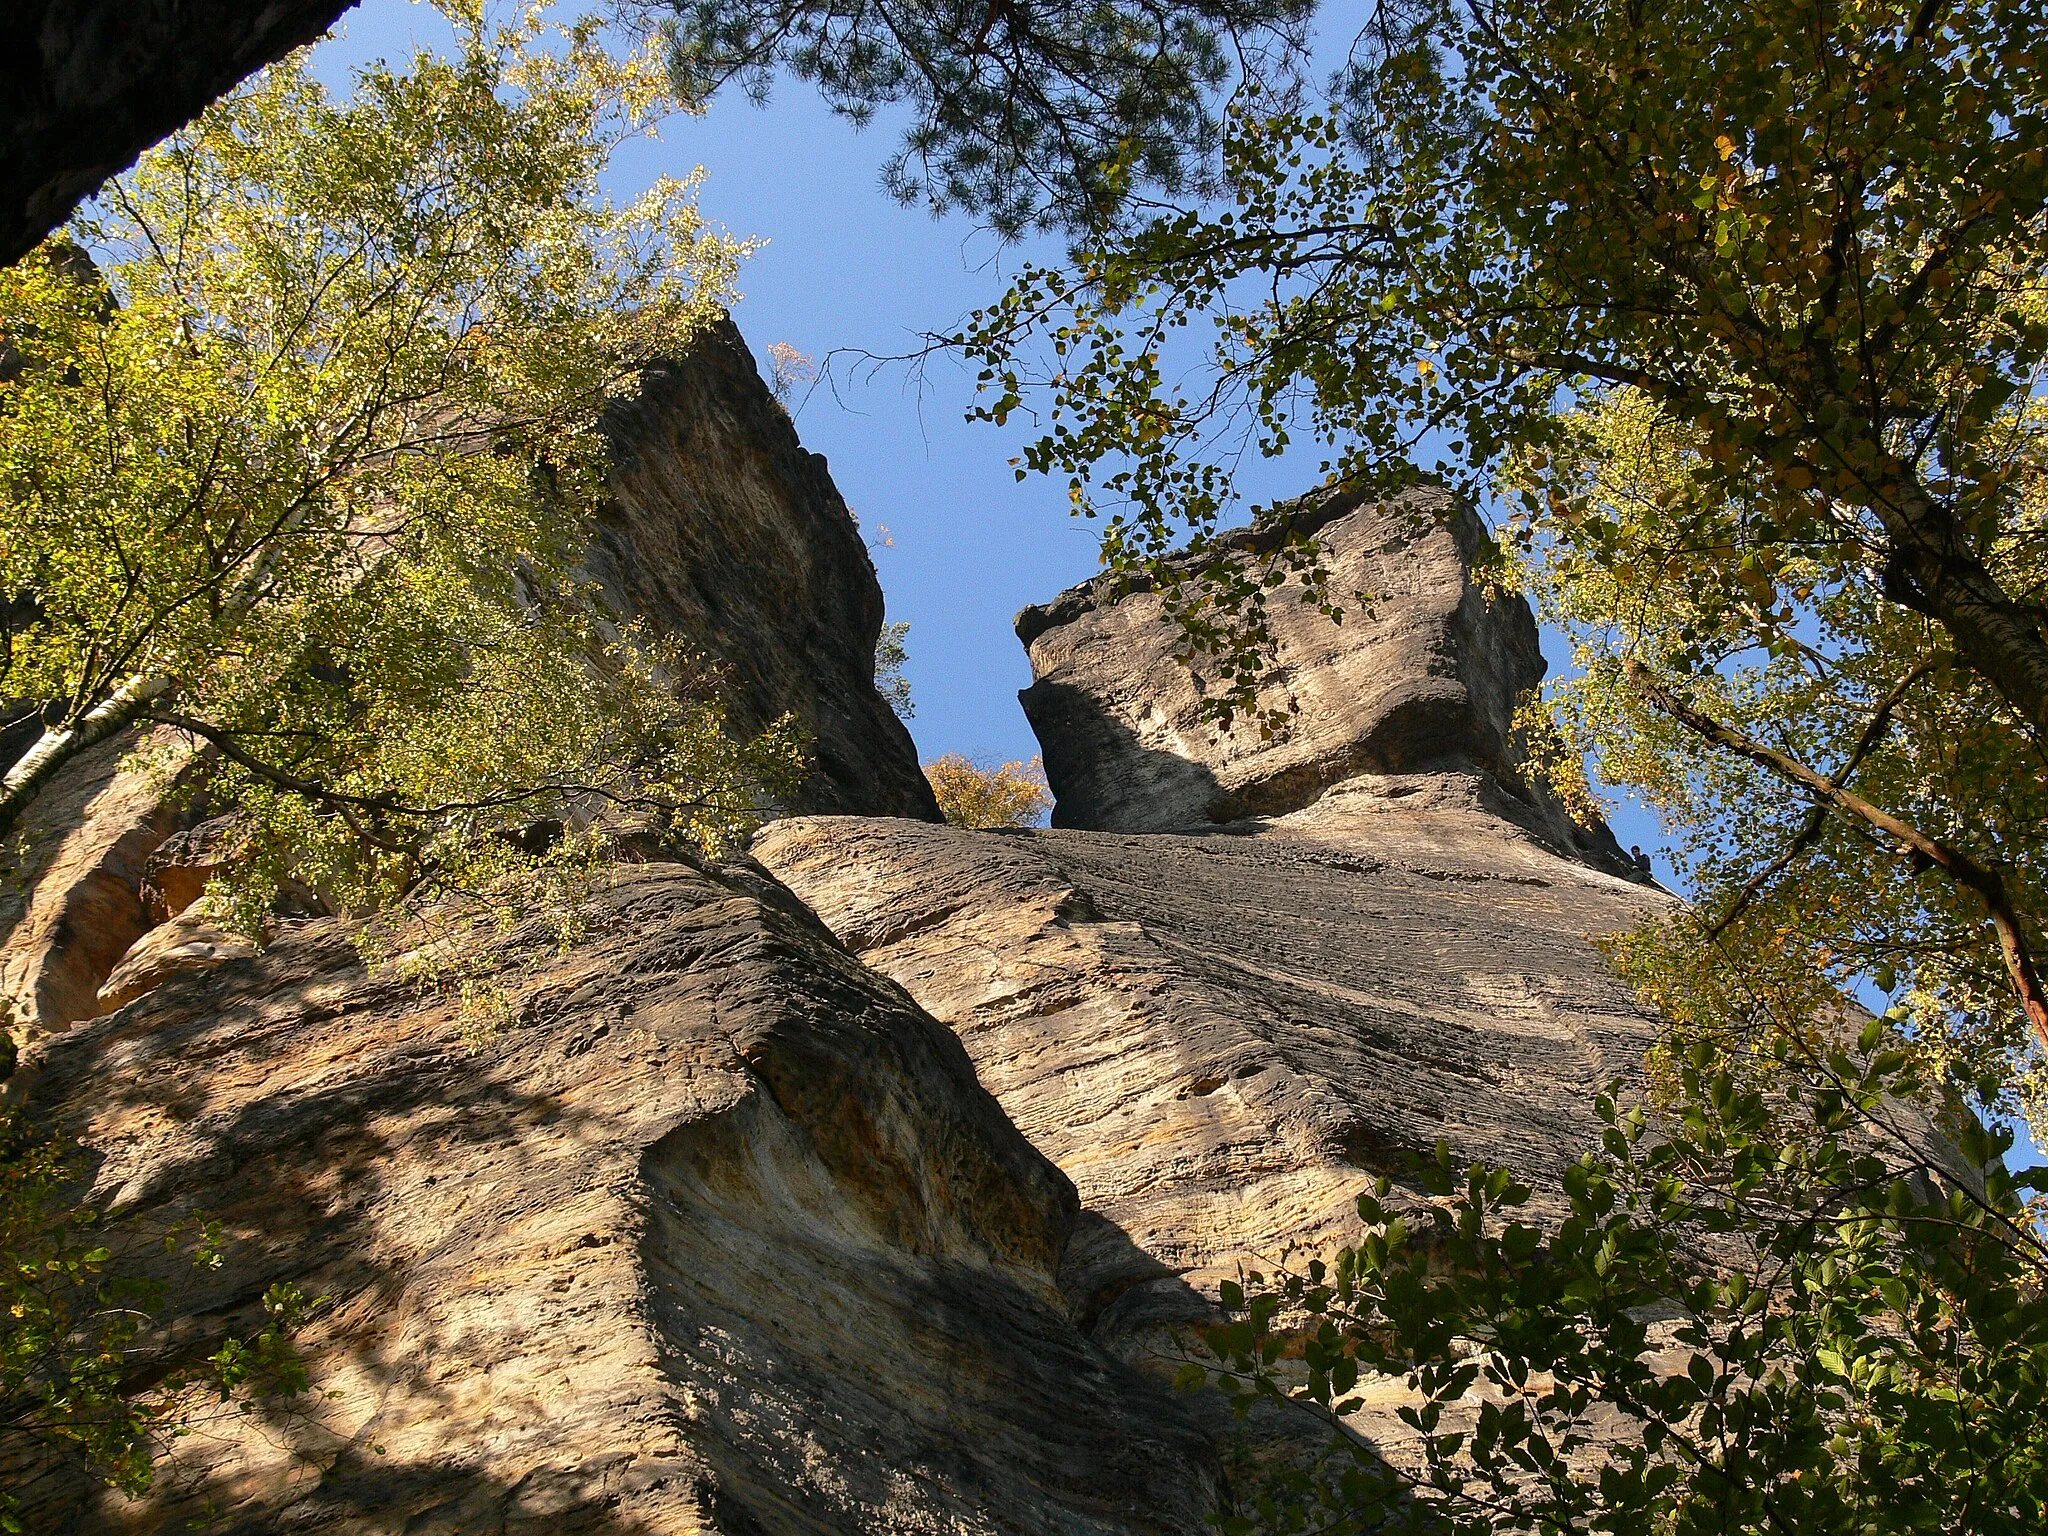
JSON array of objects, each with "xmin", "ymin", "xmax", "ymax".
[
  {"xmin": 1512, "ymin": 388, "xmax": 2048, "ymax": 1132},
  {"xmin": 953, "ymin": 0, "xmax": 2048, "ymax": 1119},
  {"xmin": 628, "ymin": 0, "xmax": 1314, "ymax": 236},
  {"xmin": 876, "ymin": 619, "xmax": 916, "ymax": 718},
  {"xmin": 0, "ymin": 7, "xmax": 801, "ymax": 1507},
  {"xmin": 1188, "ymin": 1028, "xmax": 2048, "ymax": 1536},
  {"xmin": 883, "ymin": 4, "xmax": 2048, "ymax": 1527},
  {"xmin": 0, "ymin": 0, "xmax": 799, "ymax": 930},
  {"xmin": 925, "ymin": 752, "xmax": 1051, "ymax": 826}
]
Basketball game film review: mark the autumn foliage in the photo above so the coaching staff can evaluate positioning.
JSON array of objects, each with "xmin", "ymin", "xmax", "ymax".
[{"xmin": 924, "ymin": 754, "xmax": 1051, "ymax": 829}]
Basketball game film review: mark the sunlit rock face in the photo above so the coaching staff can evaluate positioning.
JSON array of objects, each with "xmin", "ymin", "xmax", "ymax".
[
  {"xmin": 755, "ymin": 817, "xmax": 1661, "ymax": 1380},
  {"xmin": 14, "ymin": 858, "xmax": 1214, "ymax": 1533},
  {"xmin": 1015, "ymin": 485, "xmax": 1631, "ymax": 874},
  {"xmin": 0, "ymin": 731, "xmax": 199, "ymax": 1036}
]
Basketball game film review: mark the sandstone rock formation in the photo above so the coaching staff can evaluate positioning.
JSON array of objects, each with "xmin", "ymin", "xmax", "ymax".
[
  {"xmin": 0, "ymin": 731, "xmax": 197, "ymax": 1035},
  {"xmin": 3, "ymin": 0, "xmax": 358, "ymax": 265},
  {"xmin": 1016, "ymin": 485, "xmax": 1627, "ymax": 873},
  {"xmin": 1, "ymin": 317, "xmax": 933, "ymax": 1037},
  {"xmin": 590, "ymin": 319, "xmax": 940, "ymax": 822},
  {"xmin": 140, "ymin": 815, "xmax": 242, "ymax": 922},
  {"xmin": 93, "ymin": 906, "xmax": 258, "ymax": 1014},
  {"xmin": 754, "ymin": 488, "xmax": 1670, "ymax": 1458},
  {"xmin": 5, "ymin": 447, "xmax": 1680, "ymax": 1529},
  {"xmin": 13, "ymin": 856, "xmax": 1212, "ymax": 1532}
]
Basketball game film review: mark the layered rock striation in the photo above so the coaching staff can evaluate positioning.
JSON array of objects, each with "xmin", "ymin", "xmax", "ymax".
[
  {"xmin": 755, "ymin": 812, "xmax": 1661, "ymax": 1382},
  {"xmin": 0, "ymin": 730, "xmax": 199, "ymax": 1036},
  {"xmin": 590, "ymin": 319, "xmax": 939, "ymax": 822},
  {"xmin": 757, "ymin": 488, "xmax": 1669, "ymax": 1441},
  {"xmin": 12, "ymin": 857, "xmax": 1212, "ymax": 1532}
]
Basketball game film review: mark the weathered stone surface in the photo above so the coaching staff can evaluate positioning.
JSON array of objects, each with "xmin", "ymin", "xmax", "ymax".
[
  {"xmin": 0, "ymin": 730, "xmax": 195, "ymax": 1034},
  {"xmin": 2, "ymin": 0, "xmax": 358, "ymax": 266},
  {"xmin": 591, "ymin": 319, "xmax": 941, "ymax": 821},
  {"xmin": 94, "ymin": 906, "xmax": 257, "ymax": 1013},
  {"xmin": 754, "ymin": 489, "xmax": 1669, "ymax": 1391},
  {"xmin": 756, "ymin": 815, "xmax": 1665, "ymax": 1379},
  {"xmin": 15, "ymin": 856, "xmax": 1212, "ymax": 1533},
  {"xmin": 140, "ymin": 814, "xmax": 238, "ymax": 921},
  {"xmin": 1016, "ymin": 486, "xmax": 1627, "ymax": 873}
]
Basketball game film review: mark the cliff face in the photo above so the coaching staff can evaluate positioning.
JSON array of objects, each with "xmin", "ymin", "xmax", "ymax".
[
  {"xmin": 13, "ymin": 858, "xmax": 1212, "ymax": 1532},
  {"xmin": 753, "ymin": 814, "xmax": 1662, "ymax": 1437},
  {"xmin": 7, "ymin": 478, "xmax": 1675, "ymax": 1527},
  {"xmin": 753, "ymin": 490, "xmax": 1669, "ymax": 1458},
  {"xmin": 2, "ymin": 0, "xmax": 358, "ymax": 265},
  {"xmin": 591, "ymin": 319, "xmax": 940, "ymax": 822}
]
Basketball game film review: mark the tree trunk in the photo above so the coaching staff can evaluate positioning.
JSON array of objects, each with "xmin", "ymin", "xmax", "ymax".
[
  {"xmin": 1876, "ymin": 476, "xmax": 2048, "ymax": 742},
  {"xmin": 0, "ymin": 675, "xmax": 170, "ymax": 842}
]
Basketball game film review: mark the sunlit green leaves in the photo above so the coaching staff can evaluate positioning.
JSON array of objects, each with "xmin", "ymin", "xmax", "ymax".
[
  {"xmin": 1198, "ymin": 1044, "xmax": 2048, "ymax": 1535},
  {"xmin": 0, "ymin": 2, "xmax": 794, "ymax": 964}
]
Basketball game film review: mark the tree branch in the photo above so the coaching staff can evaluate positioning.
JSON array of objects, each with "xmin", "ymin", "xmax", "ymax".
[
  {"xmin": 0, "ymin": 674, "xmax": 172, "ymax": 842},
  {"xmin": 146, "ymin": 712, "xmax": 727, "ymax": 845},
  {"xmin": 1627, "ymin": 660, "xmax": 2048, "ymax": 1053},
  {"xmin": 1704, "ymin": 658, "xmax": 1944, "ymax": 939}
]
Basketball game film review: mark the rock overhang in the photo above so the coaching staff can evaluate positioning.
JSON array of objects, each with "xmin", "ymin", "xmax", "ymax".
[{"xmin": 1012, "ymin": 485, "xmax": 1632, "ymax": 876}]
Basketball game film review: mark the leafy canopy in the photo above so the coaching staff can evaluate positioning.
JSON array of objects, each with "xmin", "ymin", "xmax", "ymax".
[
  {"xmin": 1189, "ymin": 1028, "xmax": 2048, "ymax": 1536},
  {"xmin": 0, "ymin": 0, "xmax": 800, "ymax": 937},
  {"xmin": 1515, "ymin": 387, "xmax": 2048, "ymax": 1131},
  {"xmin": 925, "ymin": 752, "xmax": 1051, "ymax": 827},
  {"xmin": 956, "ymin": 0, "xmax": 2048, "ymax": 1115}
]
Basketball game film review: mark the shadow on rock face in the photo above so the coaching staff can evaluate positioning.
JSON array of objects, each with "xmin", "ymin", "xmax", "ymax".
[
  {"xmin": 15, "ymin": 859, "xmax": 1217, "ymax": 1535},
  {"xmin": 1020, "ymin": 679, "xmax": 1233, "ymax": 833}
]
